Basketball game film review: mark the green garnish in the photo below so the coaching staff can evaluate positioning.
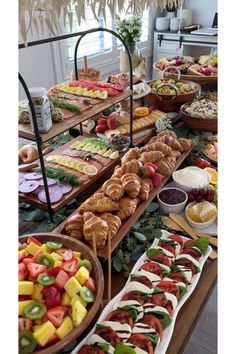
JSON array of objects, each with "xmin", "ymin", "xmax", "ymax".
[
  {"xmin": 36, "ymin": 166, "xmax": 81, "ymax": 185},
  {"xmin": 49, "ymin": 96, "xmax": 82, "ymax": 115}
]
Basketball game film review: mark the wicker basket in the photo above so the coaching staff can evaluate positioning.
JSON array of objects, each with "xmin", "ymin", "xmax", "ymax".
[
  {"xmin": 71, "ymin": 56, "xmax": 101, "ymax": 81},
  {"xmin": 179, "ymin": 103, "xmax": 217, "ymax": 132}
]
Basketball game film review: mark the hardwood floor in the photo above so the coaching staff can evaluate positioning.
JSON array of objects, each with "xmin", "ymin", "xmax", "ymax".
[{"xmin": 183, "ymin": 285, "xmax": 217, "ymax": 354}]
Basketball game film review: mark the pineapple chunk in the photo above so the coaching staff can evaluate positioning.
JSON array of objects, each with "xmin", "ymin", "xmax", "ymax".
[
  {"xmin": 32, "ymin": 324, "xmax": 42, "ymax": 332},
  {"xmin": 33, "ymin": 321, "xmax": 56, "ymax": 346},
  {"xmin": 34, "ymin": 319, "xmax": 43, "ymax": 325},
  {"xmin": 19, "ymin": 281, "xmax": 34, "ymax": 295},
  {"xmin": 60, "ymin": 291, "xmax": 71, "ymax": 306},
  {"xmin": 56, "ymin": 316, "xmax": 74, "ymax": 339},
  {"xmin": 54, "ymin": 260, "xmax": 62, "ymax": 267},
  {"xmin": 50, "ymin": 252, "xmax": 63, "ymax": 262},
  {"xmin": 39, "ymin": 244, "xmax": 51, "ymax": 253},
  {"xmin": 75, "ymin": 266, "xmax": 89, "ymax": 285},
  {"xmin": 72, "ymin": 300, "xmax": 87, "ymax": 327},
  {"xmin": 32, "ymin": 284, "xmax": 43, "ymax": 300},
  {"xmin": 70, "ymin": 294, "xmax": 87, "ymax": 308},
  {"xmin": 25, "ymin": 242, "xmax": 40, "ymax": 256},
  {"xmin": 19, "ymin": 300, "xmax": 33, "ymax": 316},
  {"xmin": 73, "ymin": 251, "xmax": 81, "ymax": 259},
  {"xmin": 64, "ymin": 277, "xmax": 81, "ymax": 297},
  {"xmin": 18, "ymin": 249, "xmax": 26, "ymax": 257}
]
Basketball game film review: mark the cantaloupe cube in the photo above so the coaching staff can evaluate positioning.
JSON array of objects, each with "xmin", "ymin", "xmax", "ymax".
[
  {"xmin": 56, "ymin": 316, "xmax": 74, "ymax": 339},
  {"xmin": 60, "ymin": 291, "xmax": 71, "ymax": 306},
  {"xmin": 39, "ymin": 244, "xmax": 51, "ymax": 253},
  {"xmin": 19, "ymin": 300, "xmax": 33, "ymax": 316},
  {"xmin": 54, "ymin": 260, "xmax": 62, "ymax": 267},
  {"xmin": 25, "ymin": 242, "xmax": 41, "ymax": 256},
  {"xmin": 70, "ymin": 294, "xmax": 87, "ymax": 308},
  {"xmin": 19, "ymin": 281, "xmax": 34, "ymax": 295},
  {"xmin": 72, "ymin": 300, "xmax": 87, "ymax": 327},
  {"xmin": 75, "ymin": 266, "xmax": 89, "ymax": 285},
  {"xmin": 73, "ymin": 251, "xmax": 81, "ymax": 259},
  {"xmin": 50, "ymin": 252, "xmax": 63, "ymax": 262},
  {"xmin": 33, "ymin": 321, "xmax": 56, "ymax": 346},
  {"xmin": 32, "ymin": 284, "xmax": 43, "ymax": 300},
  {"xmin": 64, "ymin": 277, "xmax": 81, "ymax": 297}
]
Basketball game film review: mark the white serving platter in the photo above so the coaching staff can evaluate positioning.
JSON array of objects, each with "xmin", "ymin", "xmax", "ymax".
[{"xmin": 71, "ymin": 230, "xmax": 211, "ymax": 354}]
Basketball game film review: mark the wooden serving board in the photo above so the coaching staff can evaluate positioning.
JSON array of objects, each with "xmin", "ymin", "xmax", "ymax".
[
  {"xmin": 19, "ymin": 136, "xmax": 121, "ymax": 213},
  {"xmin": 53, "ymin": 148, "xmax": 191, "ymax": 259}
]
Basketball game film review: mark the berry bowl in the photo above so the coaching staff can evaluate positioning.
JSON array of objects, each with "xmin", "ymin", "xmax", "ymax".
[
  {"xmin": 18, "ymin": 233, "xmax": 104, "ymax": 354},
  {"xmin": 157, "ymin": 187, "xmax": 188, "ymax": 214}
]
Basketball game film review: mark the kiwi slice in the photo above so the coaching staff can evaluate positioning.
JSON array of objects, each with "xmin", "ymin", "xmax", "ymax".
[
  {"xmin": 45, "ymin": 241, "xmax": 63, "ymax": 250},
  {"xmin": 87, "ymin": 119, "xmax": 96, "ymax": 130},
  {"xmin": 37, "ymin": 253, "xmax": 54, "ymax": 268},
  {"xmin": 37, "ymin": 273, "xmax": 55, "ymax": 286},
  {"xmin": 78, "ymin": 259, "xmax": 92, "ymax": 273},
  {"xmin": 19, "ymin": 330, "xmax": 37, "ymax": 354},
  {"xmin": 24, "ymin": 301, "xmax": 47, "ymax": 320}
]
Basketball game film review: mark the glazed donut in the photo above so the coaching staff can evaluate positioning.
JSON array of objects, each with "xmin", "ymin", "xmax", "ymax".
[{"xmin": 19, "ymin": 144, "xmax": 39, "ymax": 164}]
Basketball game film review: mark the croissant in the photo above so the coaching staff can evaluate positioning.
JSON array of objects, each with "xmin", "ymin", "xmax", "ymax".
[
  {"xmin": 171, "ymin": 150, "xmax": 181, "ymax": 159},
  {"xmin": 156, "ymin": 129, "xmax": 177, "ymax": 139},
  {"xmin": 178, "ymin": 138, "xmax": 192, "ymax": 152},
  {"xmin": 139, "ymin": 178, "xmax": 152, "ymax": 201},
  {"xmin": 99, "ymin": 212, "xmax": 122, "ymax": 239},
  {"xmin": 102, "ymin": 178, "xmax": 124, "ymax": 201},
  {"xmin": 158, "ymin": 156, "xmax": 176, "ymax": 176},
  {"xmin": 142, "ymin": 177, "xmax": 154, "ymax": 191},
  {"xmin": 112, "ymin": 166, "xmax": 122, "ymax": 178},
  {"xmin": 121, "ymin": 173, "xmax": 141, "ymax": 198},
  {"xmin": 139, "ymin": 151, "xmax": 165, "ymax": 164},
  {"xmin": 140, "ymin": 142, "xmax": 172, "ymax": 156},
  {"xmin": 121, "ymin": 147, "xmax": 140, "ymax": 164},
  {"xmin": 64, "ymin": 213, "xmax": 84, "ymax": 240},
  {"xmin": 156, "ymin": 135, "xmax": 181, "ymax": 151},
  {"xmin": 83, "ymin": 212, "xmax": 109, "ymax": 249},
  {"xmin": 116, "ymin": 196, "xmax": 140, "ymax": 220},
  {"xmin": 120, "ymin": 159, "xmax": 141, "ymax": 175},
  {"xmin": 78, "ymin": 192, "xmax": 119, "ymax": 214}
]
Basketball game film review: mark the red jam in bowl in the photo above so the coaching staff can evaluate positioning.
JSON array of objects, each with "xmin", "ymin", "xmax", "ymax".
[{"xmin": 159, "ymin": 188, "xmax": 186, "ymax": 205}]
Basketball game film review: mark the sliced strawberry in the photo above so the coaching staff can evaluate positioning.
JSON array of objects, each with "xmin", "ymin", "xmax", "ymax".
[
  {"xmin": 28, "ymin": 263, "xmax": 46, "ymax": 279},
  {"xmin": 20, "ymin": 242, "xmax": 28, "ymax": 250},
  {"xmin": 46, "ymin": 306, "xmax": 67, "ymax": 328},
  {"xmin": 18, "ymin": 318, "xmax": 33, "ymax": 332},
  {"xmin": 42, "ymin": 285, "xmax": 58, "ymax": 299},
  {"xmin": 19, "ymin": 295, "xmax": 32, "ymax": 301},
  {"xmin": 19, "ymin": 263, "xmax": 27, "ymax": 281},
  {"xmin": 61, "ymin": 259, "xmax": 78, "ymax": 275},
  {"xmin": 27, "ymin": 236, "xmax": 42, "ymax": 246},
  {"xmin": 22, "ymin": 258, "xmax": 33, "ymax": 267},
  {"xmin": 55, "ymin": 248, "xmax": 73, "ymax": 261},
  {"xmin": 44, "ymin": 334, "xmax": 59, "ymax": 347},
  {"xmin": 46, "ymin": 266, "xmax": 62, "ymax": 276},
  {"xmin": 18, "ymin": 252, "xmax": 26, "ymax": 263},
  {"xmin": 84, "ymin": 277, "xmax": 96, "ymax": 293},
  {"xmin": 45, "ymin": 292, "xmax": 60, "ymax": 309},
  {"xmin": 54, "ymin": 269, "xmax": 70, "ymax": 289}
]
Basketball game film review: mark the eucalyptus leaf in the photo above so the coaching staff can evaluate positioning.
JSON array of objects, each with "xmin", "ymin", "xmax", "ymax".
[
  {"xmin": 132, "ymin": 252, "xmax": 144, "ymax": 261},
  {"xmin": 131, "ymin": 244, "xmax": 146, "ymax": 257},
  {"xmin": 133, "ymin": 232, "xmax": 147, "ymax": 242},
  {"xmin": 23, "ymin": 209, "xmax": 48, "ymax": 222},
  {"xmin": 133, "ymin": 221, "xmax": 141, "ymax": 229},
  {"xmin": 145, "ymin": 229, "xmax": 162, "ymax": 239},
  {"xmin": 112, "ymin": 256, "xmax": 123, "ymax": 272},
  {"xmin": 146, "ymin": 202, "xmax": 159, "ymax": 212}
]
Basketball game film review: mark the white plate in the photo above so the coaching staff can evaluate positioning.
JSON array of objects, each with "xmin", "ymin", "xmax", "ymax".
[
  {"xmin": 71, "ymin": 230, "xmax": 212, "ymax": 354},
  {"xmin": 133, "ymin": 83, "xmax": 151, "ymax": 100},
  {"xmin": 158, "ymin": 181, "xmax": 217, "ymax": 236}
]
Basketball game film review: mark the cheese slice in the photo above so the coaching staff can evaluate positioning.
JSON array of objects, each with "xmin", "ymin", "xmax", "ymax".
[
  {"xmin": 125, "ymin": 281, "xmax": 153, "ymax": 294},
  {"xmin": 117, "ymin": 300, "xmax": 143, "ymax": 321},
  {"xmin": 98, "ymin": 321, "xmax": 131, "ymax": 340},
  {"xmin": 175, "ymin": 254, "xmax": 200, "ymax": 268}
]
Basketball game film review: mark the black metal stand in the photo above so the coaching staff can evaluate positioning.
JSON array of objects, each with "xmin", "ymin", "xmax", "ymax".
[{"xmin": 19, "ymin": 27, "xmax": 134, "ymax": 220}]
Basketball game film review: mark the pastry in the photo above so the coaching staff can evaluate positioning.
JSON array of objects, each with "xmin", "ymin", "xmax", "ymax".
[
  {"xmin": 102, "ymin": 178, "xmax": 124, "ymax": 201},
  {"xmin": 156, "ymin": 135, "xmax": 181, "ymax": 150},
  {"xmin": 99, "ymin": 212, "xmax": 122, "ymax": 239},
  {"xmin": 112, "ymin": 166, "xmax": 122, "ymax": 178},
  {"xmin": 171, "ymin": 150, "xmax": 181, "ymax": 159},
  {"xmin": 19, "ymin": 144, "xmax": 39, "ymax": 164},
  {"xmin": 158, "ymin": 156, "xmax": 176, "ymax": 176},
  {"xmin": 139, "ymin": 178, "xmax": 152, "ymax": 201},
  {"xmin": 140, "ymin": 141, "xmax": 172, "ymax": 156},
  {"xmin": 139, "ymin": 151, "xmax": 165, "ymax": 164},
  {"xmin": 78, "ymin": 192, "xmax": 119, "ymax": 213},
  {"xmin": 113, "ymin": 159, "xmax": 141, "ymax": 177},
  {"xmin": 83, "ymin": 212, "xmax": 109, "ymax": 249},
  {"xmin": 64, "ymin": 213, "xmax": 84, "ymax": 240},
  {"xmin": 121, "ymin": 147, "xmax": 140, "ymax": 164},
  {"xmin": 156, "ymin": 129, "xmax": 177, "ymax": 139},
  {"xmin": 121, "ymin": 173, "xmax": 141, "ymax": 198},
  {"xmin": 116, "ymin": 197, "xmax": 140, "ymax": 220},
  {"xmin": 178, "ymin": 138, "xmax": 192, "ymax": 152}
]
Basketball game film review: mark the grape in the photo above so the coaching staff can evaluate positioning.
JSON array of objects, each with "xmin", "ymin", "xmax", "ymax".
[
  {"xmin": 205, "ymin": 195, "xmax": 214, "ymax": 203},
  {"xmin": 195, "ymin": 195, "xmax": 203, "ymax": 203},
  {"xmin": 191, "ymin": 189, "xmax": 199, "ymax": 197},
  {"xmin": 208, "ymin": 189, "xmax": 215, "ymax": 196},
  {"xmin": 188, "ymin": 194, "xmax": 195, "ymax": 203},
  {"xmin": 199, "ymin": 188, "xmax": 207, "ymax": 197}
]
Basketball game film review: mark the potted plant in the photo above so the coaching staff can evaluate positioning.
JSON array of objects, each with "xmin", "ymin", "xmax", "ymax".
[
  {"xmin": 166, "ymin": 4, "xmax": 177, "ymax": 18},
  {"xmin": 115, "ymin": 15, "xmax": 142, "ymax": 54}
]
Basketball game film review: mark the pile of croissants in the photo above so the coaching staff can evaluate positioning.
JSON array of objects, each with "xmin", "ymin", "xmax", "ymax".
[{"xmin": 64, "ymin": 130, "xmax": 192, "ymax": 249}]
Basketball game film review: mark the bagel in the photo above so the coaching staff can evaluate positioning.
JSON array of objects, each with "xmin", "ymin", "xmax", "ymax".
[{"xmin": 19, "ymin": 144, "xmax": 39, "ymax": 164}]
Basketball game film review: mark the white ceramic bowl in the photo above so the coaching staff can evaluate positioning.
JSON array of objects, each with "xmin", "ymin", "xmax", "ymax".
[
  {"xmin": 172, "ymin": 166, "xmax": 210, "ymax": 192},
  {"xmin": 157, "ymin": 187, "xmax": 188, "ymax": 214},
  {"xmin": 185, "ymin": 201, "xmax": 217, "ymax": 230}
]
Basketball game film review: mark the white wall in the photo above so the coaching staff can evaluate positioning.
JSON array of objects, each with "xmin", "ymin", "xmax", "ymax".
[{"xmin": 183, "ymin": 0, "xmax": 217, "ymax": 27}]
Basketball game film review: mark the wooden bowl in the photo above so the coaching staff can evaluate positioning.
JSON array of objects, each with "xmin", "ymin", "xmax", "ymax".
[
  {"xmin": 146, "ymin": 80, "xmax": 201, "ymax": 113},
  {"xmin": 19, "ymin": 233, "xmax": 104, "ymax": 354},
  {"xmin": 179, "ymin": 104, "xmax": 218, "ymax": 132}
]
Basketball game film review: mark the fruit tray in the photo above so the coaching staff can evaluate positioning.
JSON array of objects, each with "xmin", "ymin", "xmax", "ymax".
[{"xmin": 71, "ymin": 230, "xmax": 212, "ymax": 354}]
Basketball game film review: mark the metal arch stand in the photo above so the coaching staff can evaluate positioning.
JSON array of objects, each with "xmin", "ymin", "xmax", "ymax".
[
  {"xmin": 18, "ymin": 73, "xmax": 54, "ymax": 222},
  {"xmin": 19, "ymin": 28, "xmax": 134, "ymax": 221}
]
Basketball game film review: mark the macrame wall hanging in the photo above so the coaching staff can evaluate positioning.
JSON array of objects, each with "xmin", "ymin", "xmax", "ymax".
[{"xmin": 19, "ymin": 0, "xmax": 185, "ymax": 44}]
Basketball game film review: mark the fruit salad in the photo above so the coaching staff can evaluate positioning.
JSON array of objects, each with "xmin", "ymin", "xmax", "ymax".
[{"xmin": 18, "ymin": 236, "xmax": 96, "ymax": 354}]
